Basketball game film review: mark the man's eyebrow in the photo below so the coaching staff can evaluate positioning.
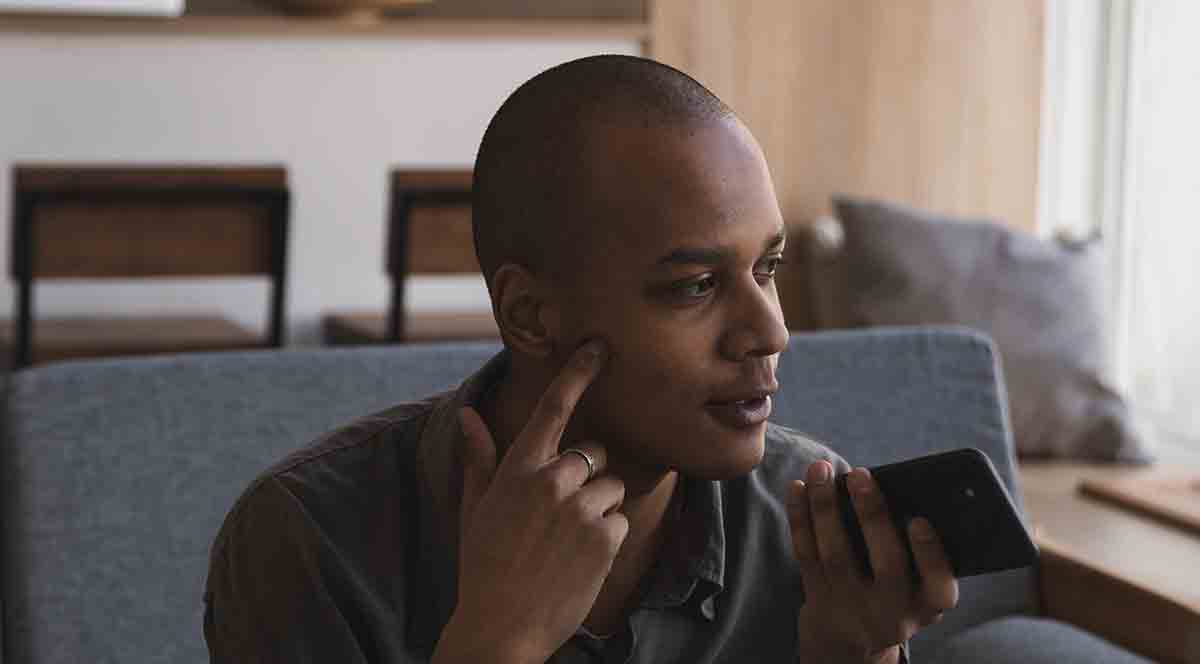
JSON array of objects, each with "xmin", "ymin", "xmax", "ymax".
[
  {"xmin": 655, "ymin": 229, "xmax": 786, "ymax": 267},
  {"xmin": 655, "ymin": 246, "xmax": 731, "ymax": 267}
]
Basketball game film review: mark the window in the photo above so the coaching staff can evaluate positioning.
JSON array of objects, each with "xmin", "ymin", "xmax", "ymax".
[{"xmin": 1040, "ymin": 0, "xmax": 1200, "ymax": 452}]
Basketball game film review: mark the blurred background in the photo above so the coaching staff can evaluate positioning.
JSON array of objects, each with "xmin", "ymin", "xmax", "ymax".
[{"xmin": 0, "ymin": 0, "xmax": 1196, "ymax": 451}]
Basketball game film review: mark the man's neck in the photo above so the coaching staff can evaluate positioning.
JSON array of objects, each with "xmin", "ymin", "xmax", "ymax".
[
  {"xmin": 586, "ymin": 469, "xmax": 678, "ymax": 635},
  {"xmin": 477, "ymin": 362, "xmax": 681, "ymax": 634}
]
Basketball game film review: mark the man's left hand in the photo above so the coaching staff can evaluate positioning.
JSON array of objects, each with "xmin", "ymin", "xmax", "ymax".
[{"xmin": 788, "ymin": 460, "xmax": 959, "ymax": 663}]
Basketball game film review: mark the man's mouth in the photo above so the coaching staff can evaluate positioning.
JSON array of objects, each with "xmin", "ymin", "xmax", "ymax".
[{"xmin": 704, "ymin": 393, "xmax": 773, "ymax": 430}]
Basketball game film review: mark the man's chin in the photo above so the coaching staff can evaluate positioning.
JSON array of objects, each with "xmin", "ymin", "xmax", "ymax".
[{"xmin": 679, "ymin": 427, "xmax": 767, "ymax": 480}]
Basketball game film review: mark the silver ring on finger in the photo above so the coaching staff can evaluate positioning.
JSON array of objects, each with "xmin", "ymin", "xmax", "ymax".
[{"xmin": 559, "ymin": 447, "xmax": 596, "ymax": 483}]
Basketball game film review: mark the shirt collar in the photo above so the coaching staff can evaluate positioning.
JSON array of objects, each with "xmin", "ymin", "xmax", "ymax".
[{"xmin": 640, "ymin": 475, "xmax": 726, "ymax": 618}]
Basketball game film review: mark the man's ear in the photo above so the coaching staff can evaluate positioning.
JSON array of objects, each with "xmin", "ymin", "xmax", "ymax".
[{"xmin": 490, "ymin": 263, "xmax": 561, "ymax": 358}]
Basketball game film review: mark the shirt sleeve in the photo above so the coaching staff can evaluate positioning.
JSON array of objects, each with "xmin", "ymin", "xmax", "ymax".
[{"xmin": 203, "ymin": 477, "xmax": 371, "ymax": 664}]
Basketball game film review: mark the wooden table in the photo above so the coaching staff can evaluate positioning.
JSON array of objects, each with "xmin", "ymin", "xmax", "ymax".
[{"xmin": 1020, "ymin": 447, "xmax": 1200, "ymax": 664}]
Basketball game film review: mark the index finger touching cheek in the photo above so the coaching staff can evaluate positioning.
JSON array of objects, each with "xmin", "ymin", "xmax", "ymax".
[{"xmin": 508, "ymin": 339, "xmax": 608, "ymax": 467}]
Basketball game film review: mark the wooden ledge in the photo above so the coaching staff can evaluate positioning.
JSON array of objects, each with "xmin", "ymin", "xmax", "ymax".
[
  {"xmin": 1037, "ymin": 534, "xmax": 1200, "ymax": 664},
  {"xmin": 1021, "ymin": 460, "xmax": 1200, "ymax": 663},
  {"xmin": 0, "ymin": 13, "xmax": 649, "ymax": 39}
]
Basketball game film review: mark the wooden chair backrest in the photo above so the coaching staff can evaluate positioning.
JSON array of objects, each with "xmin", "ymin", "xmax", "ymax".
[
  {"xmin": 8, "ymin": 164, "xmax": 290, "ymax": 367},
  {"xmin": 12, "ymin": 166, "xmax": 288, "ymax": 281},
  {"xmin": 384, "ymin": 169, "xmax": 480, "ymax": 340},
  {"xmin": 385, "ymin": 169, "xmax": 477, "ymax": 278}
]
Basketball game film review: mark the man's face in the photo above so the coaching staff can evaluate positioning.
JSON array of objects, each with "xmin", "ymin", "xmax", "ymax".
[{"xmin": 555, "ymin": 117, "xmax": 790, "ymax": 481}]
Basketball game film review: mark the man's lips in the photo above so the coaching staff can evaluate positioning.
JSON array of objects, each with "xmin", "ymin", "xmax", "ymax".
[
  {"xmin": 707, "ymin": 386, "xmax": 777, "ymax": 404},
  {"xmin": 704, "ymin": 390, "xmax": 775, "ymax": 429}
]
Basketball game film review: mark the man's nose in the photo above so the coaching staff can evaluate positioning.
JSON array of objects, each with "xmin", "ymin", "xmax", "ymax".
[{"xmin": 720, "ymin": 275, "xmax": 790, "ymax": 361}]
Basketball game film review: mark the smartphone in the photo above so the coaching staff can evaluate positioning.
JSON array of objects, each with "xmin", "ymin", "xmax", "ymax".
[{"xmin": 834, "ymin": 447, "xmax": 1038, "ymax": 580}]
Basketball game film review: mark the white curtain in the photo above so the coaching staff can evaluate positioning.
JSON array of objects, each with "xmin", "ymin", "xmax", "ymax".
[
  {"xmin": 1117, "ymin": 0, "xmax": 1200, "ymax": 446},
  {"xmin": 1040, "ymin": 0, "xmax": 1200, "ymax": 451}
]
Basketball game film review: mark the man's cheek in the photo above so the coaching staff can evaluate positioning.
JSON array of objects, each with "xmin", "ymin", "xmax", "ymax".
[
  {"xmin": 595, "ymin": 327, "xmax": 694, "ymax": 401},
  {"xmin": 588, "ymin": 361, "xmax": 656, "ymax": 421}
]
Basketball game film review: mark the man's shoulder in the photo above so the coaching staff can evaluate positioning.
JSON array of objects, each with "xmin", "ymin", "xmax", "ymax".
[
  {"xmin": 211, "ymin": 392, "xmax": 449, "ymax": 555},
  {"xmin": 264, "ymin": 396, "xmax": 440, "ymax": 482},
  {"xmin": 204, "ymin": 392, "xmax": 461, "ymax": 659}
]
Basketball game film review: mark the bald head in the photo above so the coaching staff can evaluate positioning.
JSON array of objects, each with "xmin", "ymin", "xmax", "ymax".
[{"xmin": 472, "ymin": 54, "xmax": 735, "ymax": 289}]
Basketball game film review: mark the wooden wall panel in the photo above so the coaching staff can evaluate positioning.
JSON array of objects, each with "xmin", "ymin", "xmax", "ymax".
[
  {"xmin": 651, "ymin": 0, "xmax": 1043, "ymax": 230},
  {"xmin": 410, "ymin": 0, "xmax": 644, "ymax": 18}
]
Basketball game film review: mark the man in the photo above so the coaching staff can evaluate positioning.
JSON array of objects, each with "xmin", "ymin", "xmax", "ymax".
[{"xmin": 204, "ymin": 55, "xmax": 957, "ymax": 663}]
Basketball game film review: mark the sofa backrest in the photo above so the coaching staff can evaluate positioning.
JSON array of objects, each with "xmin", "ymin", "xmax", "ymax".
[
  {"xmin": 1, "ymin": 342, "xmax": 498, "ymax": 664},
  {"xmin": 0, "ymin": 328, "xmax": 1032, "ymax": 662}
]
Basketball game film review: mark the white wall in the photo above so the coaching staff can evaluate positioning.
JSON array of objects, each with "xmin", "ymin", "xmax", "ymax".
[{"xmin": 0, "ymin": 33, "xmax": 638, "ymax": 344}]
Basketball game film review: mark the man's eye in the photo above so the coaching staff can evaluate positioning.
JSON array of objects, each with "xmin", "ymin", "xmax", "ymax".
[{"xmin": 680, "ymin": 275, "xmax": 718, "ymax": 298}]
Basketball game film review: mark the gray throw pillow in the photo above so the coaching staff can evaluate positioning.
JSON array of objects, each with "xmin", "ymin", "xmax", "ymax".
[{"xmin": 828, "ymin": 195, "xmax": 1151, "ymax": 462}]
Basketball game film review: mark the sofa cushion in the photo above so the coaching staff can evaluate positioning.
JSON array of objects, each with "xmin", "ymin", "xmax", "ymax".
[
  {"xmin": 0, "ymin": 343, "xmax": 499, "ymax": 664},
  {"xmin": 824, "ymin": 196, "xmax": 1151, "ymax": 462},
  {"xmin": 1, "ymin": 329, "xmax": 1031, "ymax": 661},
  {"xmin": 923, "ymin": 616, "xmax": 1152, "ymax": 664}
]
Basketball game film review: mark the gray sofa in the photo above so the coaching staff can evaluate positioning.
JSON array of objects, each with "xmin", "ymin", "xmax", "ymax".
[{"xmin": 0, "ymin": 327, "xmax": 1148, "ymax": 662}]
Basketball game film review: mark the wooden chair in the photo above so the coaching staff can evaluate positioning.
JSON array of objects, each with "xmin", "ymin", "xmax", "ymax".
[
  {"xmin": 3, "ymin": 165, "xmax": 289, "ymax": 369},
  {"xmin": 322, "ymin": 169, "xmax": 498, "ymax": 345}
]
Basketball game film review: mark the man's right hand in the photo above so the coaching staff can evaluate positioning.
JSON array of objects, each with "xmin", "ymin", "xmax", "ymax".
[{"xmin": 433, "ymin": 340, "xmax": 629, "ymax": 664}]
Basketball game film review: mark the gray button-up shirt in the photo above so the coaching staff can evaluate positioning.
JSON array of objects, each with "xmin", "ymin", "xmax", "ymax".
[{"xmin": 204, "ymin": 352, "xmax": 908, "ymax": 663}]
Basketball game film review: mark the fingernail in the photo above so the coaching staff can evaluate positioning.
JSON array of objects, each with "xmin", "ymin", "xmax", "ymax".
[
  {"xmin": 910, "ymin": 518, "xmax": 935, "ymax": 542},
  {"xmin": 849, "ymin": 468, "xmax": 872, "ymax": 494},
  {"xmin": 788, "ymin": 479, "xmax": 806, "ymax": 506},
  {"xmin": 812, "ymin": 462, "xmax": 831, "ymax": 485}
]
